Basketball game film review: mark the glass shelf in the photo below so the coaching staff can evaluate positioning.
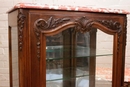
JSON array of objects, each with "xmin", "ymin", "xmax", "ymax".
[
  {"xmin": 46, "ymin": 75, "xmax": 90, "ymax": 87},
  {"xmin": 46, "ymin": 54, "xmax": 112, "ymax": 61},
  {"xmin": 46, "ymin": 67, "xmax": 89, "ymax": 82},
  {"xmin": 46, "ymin": 46, "xmax": 89, "ymax": 53},
  {"xmin": 46, "ymin": 46, "xmax": 112, "ymax": 61},
  {"xmin": 46, "ymin": 74, "xmax": 89, "ymax": 82}
]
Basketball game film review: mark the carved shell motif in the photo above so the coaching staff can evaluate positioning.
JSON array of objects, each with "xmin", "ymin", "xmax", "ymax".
[{"xmin": 75, "ymin": 16, "xmax": 94, "ymax": 33}]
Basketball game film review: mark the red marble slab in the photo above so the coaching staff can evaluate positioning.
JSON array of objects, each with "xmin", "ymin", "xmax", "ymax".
[{"xmin": 8, "ymin": 3, "xmax": 130, "ymax": 14}]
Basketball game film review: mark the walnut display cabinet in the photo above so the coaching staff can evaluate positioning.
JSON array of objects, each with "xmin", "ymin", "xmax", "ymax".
[{"xmin": 8, "ymin": 3, "xmax": 129, "ymax": 87}]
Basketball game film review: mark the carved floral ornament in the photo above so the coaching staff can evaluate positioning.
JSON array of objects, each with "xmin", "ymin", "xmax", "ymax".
[
  {"xmin": 34, "ymin": 16, "xmax": 122, "ymax": 59},
  {"xmin": 34, "ymin": 16, "xmax": 122, "ymax": 33},
  {"xmin": 18, "ymin": 9, "xmax": 26, "ymax": 51}
]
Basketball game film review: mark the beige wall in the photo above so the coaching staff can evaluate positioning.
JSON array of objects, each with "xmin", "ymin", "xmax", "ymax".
[{"xmin": 0, "ymin": 0, "xmax": 130, "ymax": 87}]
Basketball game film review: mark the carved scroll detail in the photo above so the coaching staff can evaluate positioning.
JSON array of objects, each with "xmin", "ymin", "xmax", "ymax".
[
  {"xmin": 35, "ymin": 17, "xmax": 70, "ymax": 30},
  {"xmin": 18, "ymin": 9, "xmax": 26, "ymax": 51},
  {"xmin": 34, "ymin": 17, "xmax": 70, "ymax": 60}
]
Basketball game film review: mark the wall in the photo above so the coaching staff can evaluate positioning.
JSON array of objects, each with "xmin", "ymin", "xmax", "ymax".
[{"xmin": 0, "ymin": 0, "xmax": 130, "ymax": 87}]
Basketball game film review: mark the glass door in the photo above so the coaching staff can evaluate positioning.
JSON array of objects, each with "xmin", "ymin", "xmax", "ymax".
[{"xmin": 45, "ymin": 27, "xmax": 113, "ymax": 87}]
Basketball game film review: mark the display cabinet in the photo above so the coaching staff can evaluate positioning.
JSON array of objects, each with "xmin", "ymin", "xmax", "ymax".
[{"xmin": 8, "ymin": 3, "xmax": 129, "ymax": 87}]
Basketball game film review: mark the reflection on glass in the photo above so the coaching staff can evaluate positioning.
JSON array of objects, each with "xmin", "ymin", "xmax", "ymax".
[
  {"xmin": 76, "ymin": 32, "xmax": 90, "ymax": 87},
  {"xmin": 11, "ymin": 27, "xmax": 19, "ymax": 87},
  {"xmin": 95, "ymin": 30, "xmax": 113, "ymax": 87},
  {"xmin": 46, "ymin": 33, "xmax": 63, "ymax": 83}
]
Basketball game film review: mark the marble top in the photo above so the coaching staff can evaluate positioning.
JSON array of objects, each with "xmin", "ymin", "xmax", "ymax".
[{"xmin": 8, "ymin": 3, "xmax": 130, "ymax": 14}]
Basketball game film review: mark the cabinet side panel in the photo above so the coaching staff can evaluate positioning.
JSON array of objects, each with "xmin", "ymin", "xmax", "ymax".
[
  {"xmin": 8, "ymin": 9, "xmax": 28, "ymax": 87},
  {"xmin": 8, "ymin": 10, "xmax": 18, "ymax": 87}
]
